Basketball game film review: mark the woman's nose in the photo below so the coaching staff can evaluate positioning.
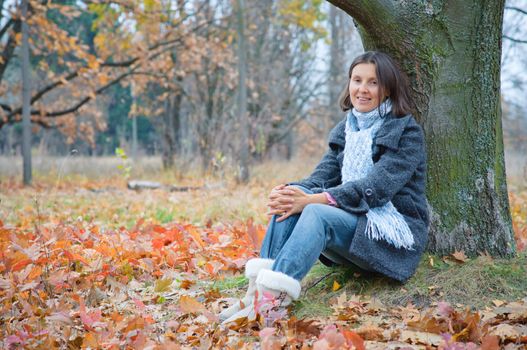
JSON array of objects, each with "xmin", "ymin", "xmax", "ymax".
[{"xmin": 358, "ymin": 83, "xmax": 368, "ymax": 92}]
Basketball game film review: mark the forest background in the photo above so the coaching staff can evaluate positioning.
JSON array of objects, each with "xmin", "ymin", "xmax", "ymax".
[
  {"xmin": 0, "ymin": 0, "xmax": 524, "ymax": 180},
  {"xmin": 1, "ymin": 0, "xmax": 527, "ymax": 348}
]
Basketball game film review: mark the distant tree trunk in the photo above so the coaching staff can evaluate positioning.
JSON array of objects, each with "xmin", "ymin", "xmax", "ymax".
[
  {"xmin": 131, "ymin": 114, "xmax": 138, "ymax": 161},
  {"xmin": 285, "ymin": 131, "xmax": 294, "ymax": 161},
  {"xmin": 162, "ymin": 97, "xmax": 175, "ymax": 169},
  {"xmin": 162, "ymin": 88, "xmax": 183, "ymax": 170},
  {"xmin": 327, "ymin": 0, "xmax": 515, "ymax": 256},
  {"xmin": 236, "ymin": 0, "xmax": 249, "ymax": 183},
  {"xmin": 21, "ymin": 0, "xmax": 32, "ymax": 186},
  {"xmin": 328, "ymin": 5, "xmax": 341, "ymax": 109}
]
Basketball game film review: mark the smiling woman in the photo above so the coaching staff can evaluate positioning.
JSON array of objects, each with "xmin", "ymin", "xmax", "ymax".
[{"xmin": 219, "ymin": 51, "xmax": 429, "ymax": 326}]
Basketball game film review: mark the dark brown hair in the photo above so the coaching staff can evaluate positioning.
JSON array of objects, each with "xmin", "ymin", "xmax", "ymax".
[{"xmin": 338, "ymin": 51, "xmax": 413, "ymax": 117}]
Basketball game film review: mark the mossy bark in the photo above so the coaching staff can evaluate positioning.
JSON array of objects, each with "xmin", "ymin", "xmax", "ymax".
[{"xmin": 327, "ymin": 0, "xmax": 515, "ymax": 256}]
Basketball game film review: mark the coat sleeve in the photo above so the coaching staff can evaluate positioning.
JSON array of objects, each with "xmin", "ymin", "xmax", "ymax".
[
  {"xmin": 325, "ymin": 117, "xmax": 425, "ymax": 214},
  {"xmin": 289, "ymin": 120, "xmax": 345, "ymax": 191}
]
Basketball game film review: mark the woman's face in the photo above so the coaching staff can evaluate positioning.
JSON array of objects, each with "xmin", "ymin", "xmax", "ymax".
[{"xmin": 349, "ymin": 63, "xmax": 384, "ymax": 113}]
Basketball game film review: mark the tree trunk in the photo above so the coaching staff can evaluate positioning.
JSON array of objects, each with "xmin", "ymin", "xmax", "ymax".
[
  {"xmin": 21, "ymin": 0, "xmax": 32, "ymax": 186},
  {"xmin": 235, "ymin": 0, "xmax": 249, "ymax": 183},
  {"xmin": 131, "ymin": 114, "xmax": 138, "ymax": 161},
  {"xmin": 326, "ymin": 0, "xmax": 515, "ymax": 257},
  {"xmin": 162, "ymin": 97, "xmax": 175, "ymax": 169}
]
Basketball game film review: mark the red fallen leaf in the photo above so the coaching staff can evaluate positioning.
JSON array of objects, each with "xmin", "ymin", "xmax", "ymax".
[
  {"xmin": 79, "ymin": 297, "xmax": 102, "ymax": 331},
  {"xmin": 451, "ymin": 250, "xmax": 468, "ymax": 263},
  {"xmin": 480, "ymin": 335, "xmax": 500, "ymax": 350},
  {"xmin": 437, "ymin": 301, "xmax": 454, "ymax": 317},
  {"xmin": 11, "ymin": 258, "xmax": 32, "ymax": 272},
  {"xmin": 341, "ymin": 329, "xmax": 366, "ymax": 350},
  {"xmin": 259, "ymin": 327, "xmax": 276, "ymax": 338},
  {"xmin": 133, "ymin": 298, "xmax": 146, "ymax": 312},
  {"xmin": 153, "ymin": 225, "xmax": 166, "ymax": 233},
  {"xmin": 314, "ymin": 325, "xmax": 346, "ymax": 349},
  {"xmin": 152, "ymin": 238, "xmax": 165, "ymax": 250}
]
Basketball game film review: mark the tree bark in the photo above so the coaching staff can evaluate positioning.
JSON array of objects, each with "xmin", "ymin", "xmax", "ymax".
[
  {"xmin": 327, "ymin": 0, "xmax": 515, "ymax": 256},
  {"xmin": 21, "ymin": 0, "xmax": 32, "ymax": 186}
]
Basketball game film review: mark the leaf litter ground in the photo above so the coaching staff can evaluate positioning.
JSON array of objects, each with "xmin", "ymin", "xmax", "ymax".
[{"xmin": 1, "ymin": 170, "xmax": 526, "ymax": 349}]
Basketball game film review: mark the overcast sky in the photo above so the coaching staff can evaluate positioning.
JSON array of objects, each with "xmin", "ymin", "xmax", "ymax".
[{"xmin": 501, "ymin": 0, "xmax": 527, "ymax": 111}]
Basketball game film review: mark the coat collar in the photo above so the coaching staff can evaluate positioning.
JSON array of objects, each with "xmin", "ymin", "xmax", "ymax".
[
  {"xmin": 374, "ymin": 113, "xmax": 412, "ymax": 150},
  {"xmin": 329, "ymin": 112, "xmax": 412, "ymax": 151}
]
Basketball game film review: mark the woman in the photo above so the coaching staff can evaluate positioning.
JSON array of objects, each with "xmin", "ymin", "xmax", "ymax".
[{"xmin": 220, "ymin": 51, "xmax": 429, "ymax": 324}]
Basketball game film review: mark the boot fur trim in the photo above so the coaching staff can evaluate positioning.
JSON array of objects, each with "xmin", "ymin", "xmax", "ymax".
[
  {"xmin": 245, "ymin": 258, "xmax": 275, "ymax": 278},
  {"xmin": 256, "ymin": 269, "xmax": 301, "ymax": 300}
]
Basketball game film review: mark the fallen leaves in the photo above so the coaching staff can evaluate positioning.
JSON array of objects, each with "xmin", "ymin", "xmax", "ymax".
[
  {"xmin": 1, "ymin": 181, "xmax": 527, "ymax": 348},
  {"xmin": 0, "ymin": 217, "xmax": 261, "ymax": 348}
]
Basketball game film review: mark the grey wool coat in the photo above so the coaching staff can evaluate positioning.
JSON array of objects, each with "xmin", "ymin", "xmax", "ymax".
[{"xmin": 293, "ymin": 112, "xmax": 429, "ymax": 282}]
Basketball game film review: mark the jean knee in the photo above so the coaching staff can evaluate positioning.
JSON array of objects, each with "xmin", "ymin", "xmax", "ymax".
[{"xmin": 302, "ymin": 203, "xmax": 332, "ymax": 218}]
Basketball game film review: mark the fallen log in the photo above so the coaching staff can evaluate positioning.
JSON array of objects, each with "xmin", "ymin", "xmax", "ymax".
[{"xmin": 127, "ymin": 180, "xmax": 202, "ymax": 192}]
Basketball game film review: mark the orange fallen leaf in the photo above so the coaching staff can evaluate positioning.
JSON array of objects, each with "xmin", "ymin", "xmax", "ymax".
[
  {"xmin": 341, "ymin": 329, "xmax": 365, "ymax": 350},
  {"xmin": 179, "ymin": 295, "xmax": 206, "ymax": 314}
]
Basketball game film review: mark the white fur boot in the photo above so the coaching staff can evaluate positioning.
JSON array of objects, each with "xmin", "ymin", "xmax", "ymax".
[
  {"xmin": 218, "ymin": 258, "xmax": 274, "ymax": 322},
  {"xmin": 222, "ymin": 269, "xmax": 301, "ymax": 325}
]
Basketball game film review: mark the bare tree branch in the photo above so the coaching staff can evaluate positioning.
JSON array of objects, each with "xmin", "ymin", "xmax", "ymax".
[
  {"xmin": 0, "ymin": 18, "xmax": 20, "ymax": 82},
  {"xmin": 0, "ymin": 17, "xmax": 13, "ymax": 39},
  {"xmin": 2, "ymin": 40, "xmax": 183, "ymax": 127},
  {"xmin": 505, "ymin": 6, "xmax": 527, "ymax": 16},
  {"xmin": 503, "ymin": 34, "xmax": 527, "ymax": 44}
]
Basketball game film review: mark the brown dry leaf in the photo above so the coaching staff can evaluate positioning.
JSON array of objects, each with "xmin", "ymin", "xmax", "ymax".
[
  {"xmin": 287, "ymin": 317, "xmax": 322, "ymax": 337},
  {"xmin": 488, "ymin": 324, "xmax": 521, "ymax": 341},
  {"xmin": 180, "ymin": 279, "xmax": 196, "ymax": 289},
  {"xmin": 399, "ymin": 330, "xmax": 443, "ymax": 346},
  {"xmin": 364, "ymin": 341, "xmax": 426, "ymax": 350},
  {"xmin": 451, "ymin": 250, "xmax": 468, "ymax": 263},
  {"xmin": 407, "ymin": 314, "xmax": 445, "ymax": 334},
  {"xmin": 355, "ymin": 324, "xmax": 385, "ymax": 341}
]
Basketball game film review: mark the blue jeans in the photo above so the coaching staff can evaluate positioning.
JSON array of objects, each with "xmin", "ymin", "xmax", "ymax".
[{"xmin": 260, "ymin": 187, "xmax": 369, "ymax": 281}]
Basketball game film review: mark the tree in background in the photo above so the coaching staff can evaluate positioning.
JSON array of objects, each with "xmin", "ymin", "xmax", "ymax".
[{"xmin": 327, "ymin": 0, "xmax": 514, "ymax": 257}]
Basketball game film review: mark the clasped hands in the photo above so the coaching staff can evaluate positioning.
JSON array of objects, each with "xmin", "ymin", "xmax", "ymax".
[{"xmin": 267, "ymin": 184, "xmax": 327, "ymax": 222}]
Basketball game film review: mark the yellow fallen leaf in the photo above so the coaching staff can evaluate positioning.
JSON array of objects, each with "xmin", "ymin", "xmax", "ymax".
[
  {"xmin": 154, "ymin": 279, "xmax": 172, "ymax": 293},
  {"xmin": 332, "ymin": 280, "xmax": 341, "ymax": 291},
  {"xmin": 492, "ymin": 299, "xmax": 505, "ymax": 307}
]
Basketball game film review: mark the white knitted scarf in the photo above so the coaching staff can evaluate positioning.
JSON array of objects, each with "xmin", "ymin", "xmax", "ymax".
[{"xmin": 342, "ymin": 99, "xmax": 414, "ymax": 250}]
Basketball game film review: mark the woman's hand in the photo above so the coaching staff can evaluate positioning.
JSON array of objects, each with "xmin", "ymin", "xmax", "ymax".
[
  {"xmin": 267, "ymin": 185, "xmax": 316, "ymax": 222},
  {"xmin": 267, "ymin": 184, "xmax": 295, "ymax": 216}
]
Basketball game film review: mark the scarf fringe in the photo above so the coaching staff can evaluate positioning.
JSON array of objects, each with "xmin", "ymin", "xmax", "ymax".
[{"xmin": 365, "ymin": 203, "xmax": 415, "ymax": 250}]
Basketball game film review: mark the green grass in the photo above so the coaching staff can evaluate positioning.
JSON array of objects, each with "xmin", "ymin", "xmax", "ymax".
[{"xmin": 214, "ymin": 252, "xmax": 527, "ymax": 319}]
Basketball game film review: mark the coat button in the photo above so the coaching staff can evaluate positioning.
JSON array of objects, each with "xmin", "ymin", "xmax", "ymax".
[{"xmin": 365, "ymin": 188, "xmax": 373, "ymax": 196}]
